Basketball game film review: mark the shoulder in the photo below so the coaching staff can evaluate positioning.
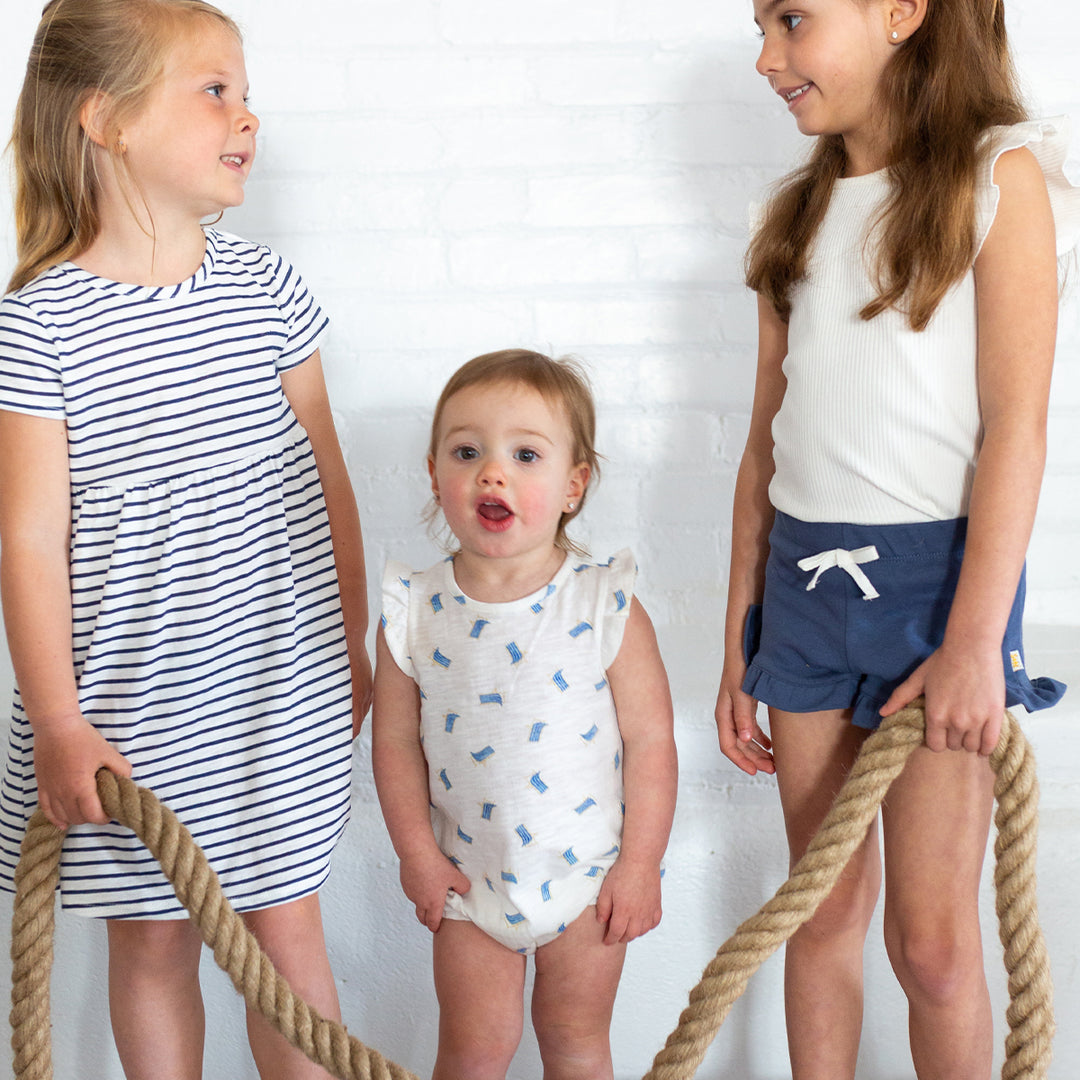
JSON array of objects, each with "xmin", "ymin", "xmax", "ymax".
[{"xmin": 976, "ymin": 118, "xmax": 1080, "ymax": 256}]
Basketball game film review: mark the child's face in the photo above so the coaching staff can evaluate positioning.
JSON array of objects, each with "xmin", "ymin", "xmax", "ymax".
[
  {"xmin": 429, "ymin": 381, "xmax": 588, "ymax": 569},
  {"xmin": 120, "ymin": 21, "xmax": 258, "ymax": 221},
  {"xmin": 752, "ymin": 0, "xmax": 895, "ymax": 172}
]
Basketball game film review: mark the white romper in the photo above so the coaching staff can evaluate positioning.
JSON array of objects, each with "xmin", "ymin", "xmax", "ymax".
[{"xmin": 381, "ymin": 550, "xmax": 635, "ymax": 953}]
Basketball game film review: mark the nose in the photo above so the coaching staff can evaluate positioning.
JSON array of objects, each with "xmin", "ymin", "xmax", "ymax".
[
  {"xmin": 477, "ymin": 455, "xmax": 506, "ymax": 487},
  {"xmin": 756, "ymin": 34, "xmax": 782, "ymax": 78},
  {"xmin": 235, "ymin": 106, "xmax": 259, "ymax": 136}
]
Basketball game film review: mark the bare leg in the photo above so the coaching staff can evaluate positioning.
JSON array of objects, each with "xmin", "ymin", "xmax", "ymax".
[
  {"xmin": 532, "ymin": 907, "xmax": 626, "ymax": 1080},
  {"xmin": 242, "ymin": 894, "xmax": 342, "ymax": 1080},
  {"xmin": 770, "ymin": 707, "xmax": 881, "ymax": 1080},
  {"xmin": 882, "ymin": 745, "xmax": 995, "ymax": 1080},
  {"xmin": 431, "ymin": 918, "xmax": 526, "ymax": 1080},
  {"xmin": 107, "ymin": 917, "xmax": 205, "ymax": 1080}
]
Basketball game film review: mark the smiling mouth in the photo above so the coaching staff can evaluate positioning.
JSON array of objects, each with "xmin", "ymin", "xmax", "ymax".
[
  {"xmin": 221, "ymin": 154, "xmax": 245, "ymax": 168},
  {"xmin": 783, "ymin": 84, "xmax": 812, "ymax": 103}
]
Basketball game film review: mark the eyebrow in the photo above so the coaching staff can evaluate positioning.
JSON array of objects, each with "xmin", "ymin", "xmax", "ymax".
[
  {"xmin": 754, "ymin": 0, "xmax": 787, "ymax": 28},
  {"xmin": 443, "ymin": 425, "xmax": 555, "ymax": 445}
]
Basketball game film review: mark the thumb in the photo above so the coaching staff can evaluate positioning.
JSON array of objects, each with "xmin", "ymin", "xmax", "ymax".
[{"xmin": 452, "ymin": 866, "xmax": 471, "ymax": 895}]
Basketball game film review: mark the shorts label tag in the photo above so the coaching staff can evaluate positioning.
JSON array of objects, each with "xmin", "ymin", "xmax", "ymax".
[{"xmin": 1009, "ymin": 649, "xmax": 1024, "ymax": 672}]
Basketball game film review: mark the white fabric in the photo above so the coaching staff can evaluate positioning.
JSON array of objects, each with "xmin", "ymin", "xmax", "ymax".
[
  {"xmin": 770, "ymin": 117, "xmax": 1080, "ymax": 525},
  {"xmin": 797, "ymin": 545, "xmax": 881, "ymax": 600},
  {"xmin": 381, "ymin": 550, "xmax": 635, "ymax": 953}
]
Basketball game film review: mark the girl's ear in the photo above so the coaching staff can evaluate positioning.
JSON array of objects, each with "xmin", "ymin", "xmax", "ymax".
[
  {"xmin": 79, "ymin": 90, "xmax": 113, "ymax": 149},
  {"xmin": 887, "ymin": 0, "xmax": 928, "ymax": 43},
  {"xmin": 567, "ymin": 463, "xmax": 589, "ymax": 507}
]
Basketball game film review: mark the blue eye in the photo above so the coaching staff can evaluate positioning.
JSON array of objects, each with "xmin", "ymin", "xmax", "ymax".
[
  {"xmin": 205, "ymin": 84, "xmax": 224, "ymax": 98},
  {"xmin": 514, "ymin": 448, "xmax": 539, "ymax": 464}
]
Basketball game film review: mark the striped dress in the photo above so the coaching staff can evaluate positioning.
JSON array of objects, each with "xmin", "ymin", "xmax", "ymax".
[{"xmin": 0, "ymin": 229, "xmax": 353, "ymax": 918}]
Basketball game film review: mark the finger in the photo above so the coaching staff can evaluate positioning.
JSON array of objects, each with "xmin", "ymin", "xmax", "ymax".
[
  {"xmin": 980, "ymin": 716, "xmax": 1002, "ymax": 757},
  {"xmin": 452, "ymin": 869, "xmax": 471, "ymax": 895},
  {"xmin": 75, "ymin": 789, "xmax": 109, "ymax": 826},
  {"xmin": 39, "ymin": 793, "xmax": 67, "ymax": 831}
]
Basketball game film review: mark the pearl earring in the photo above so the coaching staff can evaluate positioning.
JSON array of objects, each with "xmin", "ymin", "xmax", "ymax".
[
  {"xmin": 891, "ymin": 30, "xmax": 899, "ymax": 40},
  {"xmin": 567, "ymin": 502, "xmax": 576, "ymax": 512}
]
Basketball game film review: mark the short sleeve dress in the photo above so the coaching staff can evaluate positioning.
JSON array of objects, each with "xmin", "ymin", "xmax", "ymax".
[{"xmin": 0, "ymin": 229, "xmax": 353, "ymax": 918}]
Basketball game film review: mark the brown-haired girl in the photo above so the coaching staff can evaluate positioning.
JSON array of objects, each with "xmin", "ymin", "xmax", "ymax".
[
  {"xmin": 0, "ymin": 2, "xmax": 370, "ymax": 1076},
  {"xmin": 715, "ymin": 1, "xmax": 1079, "ymax": 1077},
  {"xmin": 372, "ymin": 350, "xmax": 677, "ymax": 1080}
]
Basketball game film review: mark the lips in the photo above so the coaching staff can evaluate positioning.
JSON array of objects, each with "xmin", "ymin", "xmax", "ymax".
[
  {"xmin": 221, "ymin": 154, "xmax": 246, "ymax": 170},
  {"xmin": 476, "ymin": 498, "xmax": 514, "ymax": 532},
  {"xmin": 781, "ymin": 83, "xmax": 812, "ymax": 106}
]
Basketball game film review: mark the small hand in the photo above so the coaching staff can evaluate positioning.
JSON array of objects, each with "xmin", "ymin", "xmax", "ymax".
[
  {"xmin": 715, "ymin": 670, "xmax": 774, "ymax": 775},
  {"xmin": 595, "ymin": 857, "xmax": 663, "ymax": 945},
  {"xmin": 399, "ymin": 848, "xmax": 471, "ymax": 933},
  {"xmin": 33, "ymin": 716, "xmax": 132, "ymax": 830},
  {"xmin": 879, "ymin": 643, "xmax": 1004, "ymax": 756}
]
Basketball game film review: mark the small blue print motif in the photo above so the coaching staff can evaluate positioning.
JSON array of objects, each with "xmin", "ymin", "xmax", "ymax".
[
  {"xmin": 506, "ymin": 641, "xmax": 523, "ymax": 663},
  {"xmin": 568, "ymin": 621, "xmax": 593, "ymax": 638},
  {"xmin": 528, "ymin": 722, "xmax": 546, "ymax": 742},
  {"xmin": 457, "ymin": 825, "xmax": 473, "ymax": 844},
  {"xmin": 581, "ymin": 724, "xmax": 599, "ymax": 742},
  {"xmin": 379, "ymin": 613, "xmax": 387, "ymax": 629},
  {"xmin": 574, "ymin": 797, "xmax": 596, "ymax": 814},
  {"xmin": 594, "ymin": 678, "xmax": 607, "ymax": 691},
  {"xmin": 479, "ymin": 692, "xmax": 503, "ymax": 705},
  {"xmin": 501, "ymin": 870, "xmax": 518, "ymax": 883},
  {"xmin": 530, "ymin": 772, "xmax": 548, "ymax": 793},
  {"xmin": 540, "ymin": 880, "xmax": 552, "ymax": 901},
  {"xmin": 530, "ymin": 602, "xmax": 544, "ymax": 614},
  {"xmin": 444, "ymin": 712, "xmax": 458, "ymax": 733},
  {"xmin": 453, "ymin": 594, "xmax": 466, "ymax": 605},
  {"xmin": 470, "ymin": 619, "xmax": 489, "ymax": 638},
  {"xmin": 432, "ymin": 647, "xmax": 451, "ymax": 668},
  {"xmin": 430, "ymin": 593, "xmax": 443, "ymax": 613},
  {"xmin": 516, "ymin": 824, "xmax": 533, "ymax": 846},
  {"xmin": 552, "ymin": 670, "xmax": 569, "ymax": 692},
  {"xmin": 485, "ymin": 877, "xmax": 495, "ymax": 891},
  {"xmin": 481, "ymin": 801, "xmax": 496, "ymax": 820},
  {"xmin": 471, "ymin": 746, "xmax": 495, "ymax": 763},
  {"xmin": 439, "ymin": 769, "xmax": 452, "ymax": 790},
  {"xmin": 505, "ymin": 912, "xmax": 526, "ymax": 925},
  {"xmin": 562, "ymin": 848, "xmax": 578, "ymax": 866},
  {"xmin": 585, "ymin": 866, "xmax": 602, "ymax": 878},
  {"xmin": 614, "ymin": 589, "xmax": 627, "ymax": 612}
]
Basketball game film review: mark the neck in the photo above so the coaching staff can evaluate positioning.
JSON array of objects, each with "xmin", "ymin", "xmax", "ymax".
[
  {"xmin": 74, "ymin": 168, "xmax": 211, "ymax": 286},
  {"xmin": 452, "ymin": 546, "xmax": 566, "ymax": 604}
]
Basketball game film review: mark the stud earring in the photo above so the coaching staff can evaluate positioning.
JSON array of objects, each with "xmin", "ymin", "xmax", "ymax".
[
  {"xmin": 115, "ymin": 137, "xmax": 127, "ymax": 155},
  {"xmin": 890, "ymin": 30, "xmax": 899, "ymax": 40},
  {"xmin": 567, "ymin": 502, "xmax": 576, "ymax": 512}
]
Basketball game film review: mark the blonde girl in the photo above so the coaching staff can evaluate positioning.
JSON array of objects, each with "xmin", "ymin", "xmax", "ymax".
[
  {"xmin": 0, "ymin": 2, "xmax": 370, "ymax": 1077},
  {"xmin": 716, "ymin": 2, "xmax": 1078, "ymax": 1077},
  {"xmin": 372, "ymin": 350, "xmax": 677, "ymax": 1080}
]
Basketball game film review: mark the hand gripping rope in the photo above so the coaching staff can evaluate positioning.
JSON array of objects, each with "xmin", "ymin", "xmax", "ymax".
[{"xmin": 10, "ymin": 702, "xmax": 1054, "ymax": 1080}]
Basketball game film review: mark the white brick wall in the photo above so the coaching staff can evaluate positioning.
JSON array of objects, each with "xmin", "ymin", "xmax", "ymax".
[{"xmin": 0, "ymin": 3, "xmax": 1076, "ymax": 1078}]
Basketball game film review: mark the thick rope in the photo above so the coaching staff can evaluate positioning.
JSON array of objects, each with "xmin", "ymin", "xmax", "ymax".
[
  {"xmin": 10, "ymin": 771, "xmax": 419, "ymax": 1080},
  {"xmin": 9, "ymin": 703, "xmax": 1053, "ymax": 1080},
  {"xmin": 643, "ymin": 703, "xmax": 1054, "ymax": 1080}
]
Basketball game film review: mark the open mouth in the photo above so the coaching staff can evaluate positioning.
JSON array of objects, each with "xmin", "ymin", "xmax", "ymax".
[
  {"xmin": 783, "ymin": 83, "xmax": 812, "ymax": 104},
  {"xmin": 477, "ymin": 499, "xmax": 514, "ymax": 531},
  {"xmin": 221, "ymin": 154, "xmax": 245, "ymax": 168}
]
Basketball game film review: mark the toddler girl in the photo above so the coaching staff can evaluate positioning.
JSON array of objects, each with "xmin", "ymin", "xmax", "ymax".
[{"xmin": 372, "ymin": 349, "xmax": 677, "ymax": 1080}]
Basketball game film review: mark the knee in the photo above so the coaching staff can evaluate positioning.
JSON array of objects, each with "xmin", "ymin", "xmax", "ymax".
[
  {"xmin": 795, "ymin": 854, "xmax": 881, "ymax": 948},
  {"xmin": 885, "ymin": 914, "xmax": 983, "ymax": 1004},
  {"xmin": 534, "ymin": 1018, "xmax": 611, "ymax": 1079},
  {"xmin": 435, "ymin": 1021, "xmax": 521, "ymax": 1080},
  {"xmin": 107, "ymin": 919, "xmax": 201, "ymax": 982}
]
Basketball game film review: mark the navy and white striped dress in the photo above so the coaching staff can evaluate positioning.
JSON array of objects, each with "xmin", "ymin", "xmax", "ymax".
[{"xmin": 0, "ymin": 229, "xmax": 353, "ymax": 918}]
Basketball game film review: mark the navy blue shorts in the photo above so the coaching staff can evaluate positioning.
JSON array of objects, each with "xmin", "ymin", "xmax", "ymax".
[{"xmin": 742, "ymin": 513, "xmax": 1066, "ymax": 729}]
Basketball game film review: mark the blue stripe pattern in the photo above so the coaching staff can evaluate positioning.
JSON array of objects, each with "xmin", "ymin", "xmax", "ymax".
[{"xmin": 0, "ymin": 231, "xmax": 351, "ymax": 917}]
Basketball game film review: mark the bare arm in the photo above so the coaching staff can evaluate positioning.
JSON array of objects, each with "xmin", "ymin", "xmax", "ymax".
[
  {"xmin": 596, "ymin": 597, "xmax": 677, "ymax": 944},
  {"xmin": 714, "ymin": 294, "xmax": 788, "ymax": 775},
  {"xmin": 880, "ymin": 146, "xmax": 1057, "ymax": 754},
  {"xmin": 371, "ymin": 626, "xmax": 470, "ymax": 931},
  {"xmin": 280, "ymin": 349, "xmax": 372, "ymax": 734},
  {"xmin": 0, "ymin": 411, "xmax": 130, "ymax": 828}
]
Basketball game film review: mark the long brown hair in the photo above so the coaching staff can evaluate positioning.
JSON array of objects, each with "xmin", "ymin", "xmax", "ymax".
[
  {"xmin": 6, "ymin": 0, "xmax": 240, "ymax": 294},
  {"xmin": 746, "ymin": 0, "xmax": 1025, "ymax": 331},
  {"xmin": 428, "ymin": 349, "xmax": 600, "ymax": 556}
]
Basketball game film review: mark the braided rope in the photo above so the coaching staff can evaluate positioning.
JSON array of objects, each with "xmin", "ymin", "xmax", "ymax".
[
  {"xmin": 9, "ymin": 703, "xmax": 1053, "ymax": 1080},
  {"xmin": 10, "ymin": 770, "xmax": 418, "ymax": 1080},
  {"xmin": 643, "ymin": 703, "xmax": 1054, "ymax": 1080}
]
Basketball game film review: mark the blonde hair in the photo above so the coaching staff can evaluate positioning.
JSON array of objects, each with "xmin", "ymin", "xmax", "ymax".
[
  {"xmin": 746, "ymin": 0, "xmax": 1025, "ymax": 331},
  {"xmin": 7, "ymin": 0, "xmax": 241, "ymax": 293},
  {"xmin": 428, "ymin": 349, "xmax": 601, "ymax": 556}
]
